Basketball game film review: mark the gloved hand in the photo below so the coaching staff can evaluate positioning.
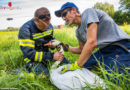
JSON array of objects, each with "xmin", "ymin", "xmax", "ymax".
[
  {"xmin": 59, "ymin": 43, "xmax": 69, "ymax": 52},
  {"xmin": 61, "ymin": 61, "xmax": 82, "ymax": 74}
]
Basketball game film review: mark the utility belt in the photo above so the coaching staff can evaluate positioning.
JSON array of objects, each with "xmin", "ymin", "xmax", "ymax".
[{"xmin": 101, "ymin": 39, "xmax": 130, "ymax": 53}]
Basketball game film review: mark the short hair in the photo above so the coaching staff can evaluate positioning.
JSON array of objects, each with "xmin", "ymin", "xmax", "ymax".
[{"xmin": 34, "ymin": 7, "xmax": 50, "ymax": 17}]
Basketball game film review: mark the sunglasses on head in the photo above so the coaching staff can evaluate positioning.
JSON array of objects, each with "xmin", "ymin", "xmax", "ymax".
[
  {"xmin": 38, "ymin": 14, "xmax": 51, "ymax": 21},
  {"xmin": 61, "ymin": 9, "xmax": 71, "ymax": 18}
]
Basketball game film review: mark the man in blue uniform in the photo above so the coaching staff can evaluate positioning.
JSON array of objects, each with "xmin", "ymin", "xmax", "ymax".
[
  {"xmin": 18, "ymin": 7, "xmax": 69, "ymax": 75},
  {"xmin": 55, "ymin": 2, "xmax": 130, "ymax": 74}
]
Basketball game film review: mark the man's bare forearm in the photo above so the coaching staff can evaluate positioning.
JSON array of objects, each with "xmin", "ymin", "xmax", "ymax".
[
  {"xmin": 77, "ymin": 23, "xmax": 98, "ymax": 67},
  {"xmin": 69, "ymin": 46, "xmax": 82, "ymax": 54},
  {"xmin": 77, "ymin": 42, "xmax": 96, "ymax": 67},
  {"xmin": 69, "ymin": 41, "xmax": 85, "ymax": 54}
]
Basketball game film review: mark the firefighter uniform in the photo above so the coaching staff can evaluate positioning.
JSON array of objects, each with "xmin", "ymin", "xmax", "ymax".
[{"xmin": 18, "ymin": 19, "xmax": 69, "ymax": 75}]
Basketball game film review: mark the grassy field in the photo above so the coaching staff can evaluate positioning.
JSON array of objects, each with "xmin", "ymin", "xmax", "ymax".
[{"xmin": 0, "ymin": 25, "xmax": 130, "ymax": 90}]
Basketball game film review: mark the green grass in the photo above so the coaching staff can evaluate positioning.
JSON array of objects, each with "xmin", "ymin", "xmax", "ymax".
[
  {"xmin": 120, "ymin": 25, "xmax": 130, "ymax": 34},
  {"xmin": 0, "ymin": 25, "xmax": 130, "ymax": 90}
]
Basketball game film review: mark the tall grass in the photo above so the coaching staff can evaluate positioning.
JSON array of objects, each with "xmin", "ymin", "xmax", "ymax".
[{"xmin": 0, "ymin": 25, "xmax": 130, "ymax": 90}]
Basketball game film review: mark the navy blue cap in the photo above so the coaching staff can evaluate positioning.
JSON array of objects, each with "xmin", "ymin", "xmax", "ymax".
[{"xmin": 55, "ymin": 2, "xmax": 78, "ymax": 17}]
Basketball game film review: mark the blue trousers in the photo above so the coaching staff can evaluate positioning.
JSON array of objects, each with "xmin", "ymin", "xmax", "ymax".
[
  {"xmin": 26, "ymin": 57, "xmax": 70, "ymax": 75},
  {"xmin": 83, "ymin": 40, "xmax": 130, "ymax": 74}
]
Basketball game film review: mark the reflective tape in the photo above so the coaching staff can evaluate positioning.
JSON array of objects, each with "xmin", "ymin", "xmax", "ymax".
[
  {"xmin": 19, "ymin": 39, "xmax": 35, "ymax": 48},
  {"xmin": 35, "ymin": 51, "xmax": 43, "ymax": 62},
  {"xmin": 33, "ymin": 30, "xmax": 52, "ymax": 39},
  {"xmin": 24, "ymin": 58, "xmax": 31, "ymax": 63}
]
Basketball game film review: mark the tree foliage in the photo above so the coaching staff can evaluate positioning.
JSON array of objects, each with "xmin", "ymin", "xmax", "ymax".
[
  {"xmin": 93, "ymin": 1, "xmax": 130, "ymax": 25},
  {"xmin": 93, "ymin": 2, "xmax": 115, "ymax": 17},
  {"xmin": 113, "ymin": 0, "xmax": 130, "ymax": 25},
  {"xmin": 119, "ymin": 0, "xmax": 130, "ymax": 12},
  {"xmin": 113, "ymin": 11, "xmax": 130, "ymax": 25}
]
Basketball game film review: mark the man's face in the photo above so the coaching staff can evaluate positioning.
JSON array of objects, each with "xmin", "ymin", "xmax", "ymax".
[
  {"xmin": 61, "ymin": 8, "xmax": 76, "ymax": 25},
  {"xmin": 36, "ymin": 13, "xmax": 51, "ymax": 31}
]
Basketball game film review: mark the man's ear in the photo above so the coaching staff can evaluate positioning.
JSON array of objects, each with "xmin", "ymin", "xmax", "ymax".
[
  {"xmin": 72, "ymin": 7, "xmax": 77, "ymax": 12},
  {"xmin": 75, "ymin": 12, "xmax": 80, "ymax": 17},
  {"xmin": 33, "ymin": 17, "xmax": 39, "ymax": 22},
  {"xmin": 72, "ymin": 7, "xmax": 80, "ymax": 16}
]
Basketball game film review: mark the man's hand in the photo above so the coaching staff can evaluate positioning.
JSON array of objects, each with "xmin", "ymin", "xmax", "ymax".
[
  {"xmin": 61, "ymin": 61, "xmax": 82, "ymax": 74},
  {"xmin": 59, "ymin": 43, "xmax": 69, "ymax": 52},
  {"xmin": 53, "ymin": 51, "xmax": 64, "ymax": 61}
]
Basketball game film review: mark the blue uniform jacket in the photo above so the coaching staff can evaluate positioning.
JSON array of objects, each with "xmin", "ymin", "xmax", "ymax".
[{"xmin": 18, "ymin": 19, "xmax": 54, "ymax": 64}]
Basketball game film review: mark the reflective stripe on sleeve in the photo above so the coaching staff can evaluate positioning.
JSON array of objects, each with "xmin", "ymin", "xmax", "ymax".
[
  {"xmin": 35, "ymin": 51, "xmax": 43, "ymax": 62},
  {"xmin": 19, "ymin": 39, "xmax": 35, "ymax": 48}
]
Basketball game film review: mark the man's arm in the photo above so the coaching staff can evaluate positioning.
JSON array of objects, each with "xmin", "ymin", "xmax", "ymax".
[
  {"xmin": 77, "ymin": 23, "xmax": 97, "ymax": 67},
  {"xmin": 69, "ymin": 41, "xmax": 85, "ymax": 54}
]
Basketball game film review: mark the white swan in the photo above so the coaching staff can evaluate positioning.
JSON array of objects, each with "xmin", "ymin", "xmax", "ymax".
[{"xmin": 50, "ymin": 40, "xmax": 106, "ymax": 90}]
